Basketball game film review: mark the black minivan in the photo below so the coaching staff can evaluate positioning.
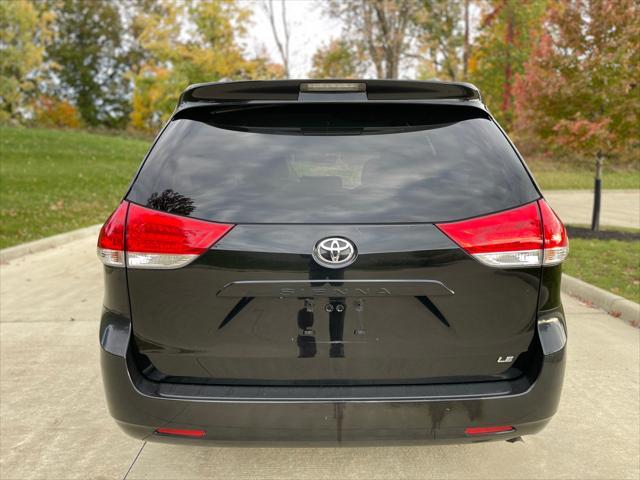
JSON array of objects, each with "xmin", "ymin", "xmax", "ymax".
[{"xmin": 98, "ymin": 80, "xmax": 568, "ymax": 445}]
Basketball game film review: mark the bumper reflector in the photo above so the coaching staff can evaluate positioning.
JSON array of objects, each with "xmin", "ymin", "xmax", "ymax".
[
  {"xmin": 155, "ymin": 428, "xmax": 206, "ymax": 438},
  {"xmin": 465, "ymin": 425, "xmax": 515, "ymax": 436}
]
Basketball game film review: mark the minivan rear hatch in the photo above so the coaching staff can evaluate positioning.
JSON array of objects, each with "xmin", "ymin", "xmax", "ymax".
[{"xmin": 125, "ymin": 102, "xmax": 542, "ymax": 385}]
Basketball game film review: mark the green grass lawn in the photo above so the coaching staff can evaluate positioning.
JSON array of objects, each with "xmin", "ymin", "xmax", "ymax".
[
  {"xmin": 528, "ymin": 162, "xmax": 640, "ymax": 190},
  {"xmin": 564, "ymin": 238, "xmax": 640, "ymax": 303},
  {"xmin": 0, "ymin": 126, "xmax": 149, "ymax": 248}
]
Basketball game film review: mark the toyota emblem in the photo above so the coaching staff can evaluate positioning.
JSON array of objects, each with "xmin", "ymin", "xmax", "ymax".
[{"xmin": 312, "ymin": 237, "xmax": 357, "ymax": 269}]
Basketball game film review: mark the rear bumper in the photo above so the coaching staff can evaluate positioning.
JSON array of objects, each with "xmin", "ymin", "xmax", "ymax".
[{"xmin": 100, "ymin": 309, "xmax": 566, "ymax": 446}]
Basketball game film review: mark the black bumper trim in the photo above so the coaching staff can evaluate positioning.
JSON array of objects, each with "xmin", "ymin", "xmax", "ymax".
[
  {"xmin": 141, "ymin": 362, "xmax": 526, "ymax": 402},
  {"xmin": 100, "ymin": 310, "xmax": 566, "ymax": 445}
]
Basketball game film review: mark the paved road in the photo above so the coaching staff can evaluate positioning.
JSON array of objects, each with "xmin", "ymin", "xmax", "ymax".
[
  {"xmin": 1, "ymin": 235, "xmax": 639, "ymax": 480},
  {"xmin": 544, "ymin": 189, "xmax": 640, "ymax": 229}
]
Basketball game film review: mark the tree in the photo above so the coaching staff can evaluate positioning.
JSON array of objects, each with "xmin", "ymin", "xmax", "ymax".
[
  {"xmin": 129, "ymin": 64, "xmax": 175, "ymax": 132},
  {"xmin": 187, "ymin": 0, "xmax": 256, "ymax": 79},
  {"xmin": 514, "ymin": 0, "xmax": 639, "ymax": 158},
  {"xmin": 34, "ymin": 96, "xmax": 81, "ymax": 128},
  {"xmin": 413, "ymin": 0, "xmax": 468, "ymax": 81},
  {"xmin": 128, "ymin": 0, "xmax": 283, "ymax": 132},
  {"xmin": 44, "ymin": 0, "xmax": 130, "ymax": 128},
  {"xmin": 121, "ymin": 0, "xmax": 170, "ymax": 77},
  {"xmin": 263, "ymin": 0, "xmax": 291, "ymax": 78},
  {"xmin": 469, "ymin": 0, "xmax": 546, "ymax": 129},
  {"xmin": 0, "ymin": 0, "xmax": 54, "ymax": 123},
  {"xmin": 326, "ymin": 0, "xmax": 418, "ymax": 79},
  {"xmin": 513, "ymin": 0, "xmax": 639, "ymax": 229},
  {"xmin": 309, "ymin": 39, "xmax": 364, "ymax": 78},
  {"xmin": 462, "ymin": 0, "xmax": 470, "ymax": 78}
]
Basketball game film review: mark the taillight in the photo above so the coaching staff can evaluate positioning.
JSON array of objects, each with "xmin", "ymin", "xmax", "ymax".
[
  {"xmin": 436, "ymin": 200, "xmax": 568, "ymax": 268},
  {"xmin": 97, "ymin": 201, "xmax": 128, "ymax": 267},
  {"xmin": 97, "ymin": 201, "xmax": 234, "ymax": 269},
  {"xmin": 539, "ymin": 199, "xmax": 569, "ymax": 265},
  {"xmin": 436, "ymin": 202, "xmax": 543, "ymax": 268}
]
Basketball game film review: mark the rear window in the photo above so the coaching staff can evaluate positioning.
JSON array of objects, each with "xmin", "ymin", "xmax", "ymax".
[{"xmin": 127, "ymin": 104, "xmax": 539, "ymax": 223}]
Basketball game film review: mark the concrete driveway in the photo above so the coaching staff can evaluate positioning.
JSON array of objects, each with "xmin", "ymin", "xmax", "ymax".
[
  {"xmin": 1, "ymin": 234, "xmax": 638, "ymax": 480},
  {"xmin": 544, "ymin": 189, "xmax": 640, "ymax": 229}
]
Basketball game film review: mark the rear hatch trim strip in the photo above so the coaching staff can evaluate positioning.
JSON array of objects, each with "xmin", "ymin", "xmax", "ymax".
[{"xmin": 217, "ymin": 279, "xmax": 454, "ymax": 297}]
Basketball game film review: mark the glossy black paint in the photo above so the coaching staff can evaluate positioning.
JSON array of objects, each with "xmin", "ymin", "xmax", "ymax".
[
  {"xmin": 99, "ymin": 217, "xmax": 567, "ymax": 446},
  {"xmin": 126, "ymin": 224, "xmax": 542, "ymax": 384},
  {"xmin": 100, "ymin": 306, "xmax": 565, "ymax": 445},
  {"xmin": 178, "ymin": 79, "xmax": 481, "ymax": 106},
  {"xmin": 100, "ymin": 80, "xmax": 566, "ymax": 444},
  {"xmin": 100, "ymin": 264, "xmax": 566, "ymax": 445}
]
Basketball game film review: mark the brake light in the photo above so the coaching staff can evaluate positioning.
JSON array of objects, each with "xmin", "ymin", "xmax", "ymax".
[
  {"xmin": 465, "ymin": 425, "xmax": 514, "ymax": 436},
  {"xmin": 436, "ymin": 202, "xmax": 543, "ymax": 267},
  {"xmin": 155, "ymin": 428, "xmax": 206, "ymax": 438},
  {"xmin": 436, "ymin": 200, "xmax": 568, "ymax": 268},
  {"xmin": 97, "ymin": 201, "xmax": 128, "ymax": 267},
  {"xmin": 97, "ymin": 201, "xmax": 234, "ymax": 269},
  {"xmin": 125, "ymin": 203, "xmax": 233, "ymax": 269},
  {"xmin": 539, "ymin": 199, "xmax": 569, "ymax": 265}
]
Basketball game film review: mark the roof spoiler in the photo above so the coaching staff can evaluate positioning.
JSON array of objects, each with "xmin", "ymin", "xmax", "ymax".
[{"xmin": 177, "ymin": 79, "xmax": 481, "ymax": 108}]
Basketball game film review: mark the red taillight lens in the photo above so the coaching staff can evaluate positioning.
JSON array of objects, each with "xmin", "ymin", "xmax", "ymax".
[
  {"xmin": 465, "ymin": 425, "xmax": 515, "ymax": 436},
  {"xmin": 126, "ymin": 203, "xmax": 232, "ymax": 255},
  {"xmin": 436, "ymin": 202, "xmax": 543, "ymax": 268},
  {"xmin": 436, "ymin": 200, "xmax": 568, "ymax": 268},
  {"xmin": 155, "ymin": 428, "xmax": 206, "ymax": 438},
  {"xmin": 539, "ymin": 199, "xmax": 569, "ymax": 265},
  {"xmin": 97, "ymin": 201, "xmax": 234, "ymax": 269},
  {"xmin": 125, "ymin": 203, "xmax": 233, "ymax": 269},
  {"xmin": 97, "ymin": 201, "xmax": 129, "ymax": 267}
]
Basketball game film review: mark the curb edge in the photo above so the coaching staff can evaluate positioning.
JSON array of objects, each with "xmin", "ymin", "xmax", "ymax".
[
  {"xmin": 0, "ymin": 224, "xmax": 101, "ymax": 263},
  {"xmin": 562, "ymin": 273, "xmax": 639, "ymax": 327}
]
